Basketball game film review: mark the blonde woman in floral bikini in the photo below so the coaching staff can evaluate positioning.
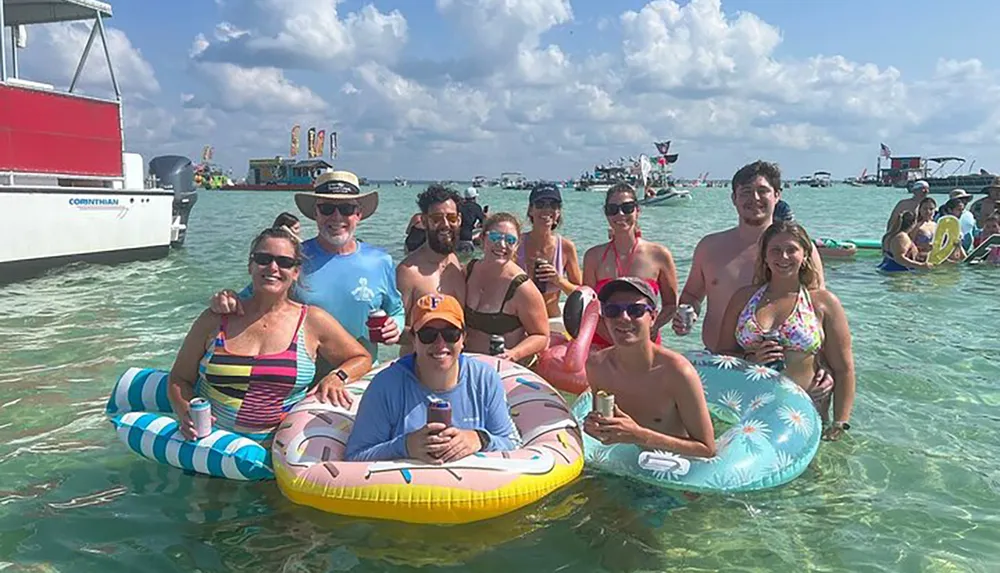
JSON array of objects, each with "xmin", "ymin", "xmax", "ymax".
[{"xmin": 717, "ymin": 221, "xmax": 857, "ymax": 441}]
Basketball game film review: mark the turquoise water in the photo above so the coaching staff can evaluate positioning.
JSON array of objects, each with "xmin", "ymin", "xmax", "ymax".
[{"xmin": 2, "ymin": 185, "xmax": 999, "ymax": 572}]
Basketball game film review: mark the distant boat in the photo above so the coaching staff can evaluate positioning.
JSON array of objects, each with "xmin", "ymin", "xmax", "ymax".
[
  {"xmin": 393, "ymin": 177, "xmax": 408, "ymax": 187},
  {"xmin": 472, "ymin": 175, "xmax": 487, "ymax": 188},
  {"xmin": 809, "ymin": 171, "xmax": 832, "ymax": 188}
]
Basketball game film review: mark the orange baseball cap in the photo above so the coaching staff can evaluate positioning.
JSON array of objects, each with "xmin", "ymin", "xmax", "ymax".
[{"xmin": 411, "ymin": 294, "xmax": 464, "ymax": 331}]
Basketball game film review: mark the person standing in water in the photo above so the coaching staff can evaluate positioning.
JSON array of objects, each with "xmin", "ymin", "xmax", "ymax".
[
  {"xmin": 396, "ymin": 185, "xmax": 468, "ymax": 355},
  {"xmin": 582, "ymin": 183, "xmax": 679, "ymax": 349},
  {"xmin": 518, "ymin": 184, "xmax": 583, "ymax": 318},
  {"xmin": 717, "ymin": 221, "xmax": 856, "ymax": 440},
  {"xmin": 458, "ymin": 187, "xmax": 486, "ymax": 254}
]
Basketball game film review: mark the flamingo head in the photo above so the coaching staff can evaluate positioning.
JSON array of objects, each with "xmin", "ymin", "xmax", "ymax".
[{"xmin": 563, "ymin": 286, "xmax": 599, "ymax": 339}]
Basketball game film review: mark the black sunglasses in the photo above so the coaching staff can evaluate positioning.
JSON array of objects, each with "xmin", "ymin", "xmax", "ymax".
[
  {"xmin": 604, "ymin": 201, "xmax": 638, "ymax": 217},
  {"xmin": 416, "ymin": 326, "xmax": 463, "ymax": 344},
  {"xmin": 317, "ymin": 202, "xmax": 359, "ymax": 217},
  {"xmin": 532, "ymin": 198, "xmax": 561, "ymax": 209},
  {"xmin": 602, "ymin": 302, "xmax": 654, "ymax": 319},
  {"xmin": 250, "ymin": 252, "xmax": 300, "ymax": 269}
]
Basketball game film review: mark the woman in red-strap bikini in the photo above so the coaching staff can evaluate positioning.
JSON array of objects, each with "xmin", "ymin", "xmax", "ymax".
[{"xmin": 582, "ymin": 183, "xmax": 680, "ymax": 349}]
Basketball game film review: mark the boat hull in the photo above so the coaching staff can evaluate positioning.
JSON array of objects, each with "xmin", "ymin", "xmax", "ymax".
[{"xmin": 0, "ymin": 187, "xmax": 176, "ymax": 284}]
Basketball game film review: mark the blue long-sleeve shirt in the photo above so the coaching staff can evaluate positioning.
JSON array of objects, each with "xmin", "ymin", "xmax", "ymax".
[
  {"xmin": 344, "ymin": 354, "xmax": 521, "ymax": 461},
  {"xmin": 240, "ymin": 238, "xmax": 405, "ymax": 359}
]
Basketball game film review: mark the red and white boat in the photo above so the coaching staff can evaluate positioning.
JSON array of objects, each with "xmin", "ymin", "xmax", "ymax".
[{"xmin": 0, "ymin": 0, "xmax": 197, "ymax": 284}]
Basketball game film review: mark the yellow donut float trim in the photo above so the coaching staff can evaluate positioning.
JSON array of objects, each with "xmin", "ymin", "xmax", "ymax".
[{"xmin": 272, "ymin": 354, "xmax": 584, "ymax": 524}]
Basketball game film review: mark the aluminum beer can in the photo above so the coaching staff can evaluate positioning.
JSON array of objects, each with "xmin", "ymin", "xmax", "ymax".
[
  {"xmin": 189, "ymin": 397, "xmax": 212, "ymax": 439},
  {"xmin": 760, "ymin": 331, "xmax": 786, "ymax": 372},
  {"xmin": 489, "ymin": 334, "xmax": 506, "ymax": 356},
  {"xmin": 677, "ymin": 304, "xmax": 696, "ymax": 330},
  {"xmin": 595, "ymin": 390, "xmax": 615, "ymax": 417}
]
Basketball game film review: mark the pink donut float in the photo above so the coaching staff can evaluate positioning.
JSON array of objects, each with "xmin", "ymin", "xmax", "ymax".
[{"xmin": 271, "ymin": 354, "xmax": 584, "ymax": 524}]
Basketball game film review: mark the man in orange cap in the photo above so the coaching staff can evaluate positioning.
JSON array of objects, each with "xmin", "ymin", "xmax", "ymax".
[{"xmin": 345, "ymin": 294, "xmax": 520, "ymax": 463}]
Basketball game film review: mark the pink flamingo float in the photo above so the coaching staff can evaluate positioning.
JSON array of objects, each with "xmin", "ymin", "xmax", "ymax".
[{"xmin": 535, "ymin": 286, "xmax": 600, "ymax": 395}]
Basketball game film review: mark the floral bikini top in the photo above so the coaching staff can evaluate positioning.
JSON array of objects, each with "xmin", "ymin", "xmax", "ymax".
[{"xmin": 735, "ymin": 285, "xmax": 823, "ymax": 355}]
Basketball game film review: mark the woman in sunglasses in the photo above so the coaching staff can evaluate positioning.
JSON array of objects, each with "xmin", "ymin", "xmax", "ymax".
[
  {"xmin": 716, "ymin": 221, "xmax": 856, "ymax": 441},
  {"xmin": 167, "ymin": 227, "xmax": 373, "ymax": 443},
  {"xmin": 464, "ymin": 213, "xmax": 550, "ymax": 364},
  {"xmin": 519, "ymin": 184, "xmax": 583, "ymax": 318},
  {"xmin": 346, "ymin": 294, "xmax": 520, "ymax": 463},
  {"xmin": 582, "ymin": 183, "xmax": 679, "ymax": 349}
]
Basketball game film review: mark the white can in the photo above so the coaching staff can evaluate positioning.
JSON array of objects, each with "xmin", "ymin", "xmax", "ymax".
[
  {"xmin": 677, "ymin": 304, "xmax": 696, "ymax": 330},
  {"xmin": 189, "ymin": 397, "xmax": 213, "ymax": 439},
  {"xmin": 595, "ymin": 390, "xmax": 615, "ymax": 417}
]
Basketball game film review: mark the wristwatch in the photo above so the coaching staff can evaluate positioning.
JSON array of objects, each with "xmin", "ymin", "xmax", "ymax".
[
  {"xmin": 334, "ymin": 369, "xmax": 349, "ymax": 384},
  {"xmin": 833, "ymin": 421, "xmax": 851, "ymax": 431},
  {"xmin": 475, "ymin": 430, "xmax": 490, "ymax": 450}
]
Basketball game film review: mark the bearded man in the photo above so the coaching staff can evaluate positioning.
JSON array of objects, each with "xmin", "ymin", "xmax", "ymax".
[{"xmin": 396, "ymin": 185, "xmax": 468, "ymax": 355}]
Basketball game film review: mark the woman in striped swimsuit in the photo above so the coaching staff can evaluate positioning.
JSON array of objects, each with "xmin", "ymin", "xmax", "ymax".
[{"xmin": 167, "ymin": 227, "xmax": 372, "ymax": 442}]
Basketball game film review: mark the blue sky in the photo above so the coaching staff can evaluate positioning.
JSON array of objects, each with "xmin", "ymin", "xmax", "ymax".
[{"xmin": 18, "ymin": 0, "xmax": 1000, "ymax": 181}]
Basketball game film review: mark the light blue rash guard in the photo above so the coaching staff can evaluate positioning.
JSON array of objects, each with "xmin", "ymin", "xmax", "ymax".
[
  {"xmin": 344, "ymin": 354, "xmax": 522, "ymax": 462},
  {"xmin": 241, "ymin": 238, "xmax": 405, "ymax": 359}
]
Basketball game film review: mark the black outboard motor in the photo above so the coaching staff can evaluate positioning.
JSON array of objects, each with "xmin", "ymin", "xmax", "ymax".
[{"xmin": 149, "ymin": 155, "xmax": 199, "ymax": 248}]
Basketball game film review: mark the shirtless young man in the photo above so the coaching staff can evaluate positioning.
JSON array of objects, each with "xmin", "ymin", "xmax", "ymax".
[
  {"xmin": 583, "ymin": 278, "xmax": 716, "ymax": 458},
  {"xmin": 396, "ymin": 185, "xmax": 468, "ymax": 355},
  {"xmin": 886, "ymin": 180, "xmax": 930, "ymax": 232},
  {"xmin": 673, "ymin": 161, "xmax": 825, "ymax": 351}
]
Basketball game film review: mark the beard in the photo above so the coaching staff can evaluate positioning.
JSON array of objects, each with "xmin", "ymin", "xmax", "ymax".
[
  {"xmin": 320, "ymin": 226, "xmax": 353, "ymax": 248},
  {"xmin": 427, "ymin": 228, "xmax": 457, "ymax": 254}
]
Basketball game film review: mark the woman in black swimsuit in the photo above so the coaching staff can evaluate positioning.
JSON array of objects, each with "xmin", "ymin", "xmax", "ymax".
[{"xmin": 463, "ymin": 212, "xmax": 550, "ymax": 364}]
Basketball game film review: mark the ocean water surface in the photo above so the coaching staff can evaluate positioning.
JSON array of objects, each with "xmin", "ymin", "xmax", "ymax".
[{"xmin": 1, "ymin": 184, "xmax": 998, "ymax": 572}]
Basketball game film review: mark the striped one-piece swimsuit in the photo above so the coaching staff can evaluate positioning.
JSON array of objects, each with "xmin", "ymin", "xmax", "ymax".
[{"xmin": 194, "ymin": 304, "xmax": 316, "ymax": 442}]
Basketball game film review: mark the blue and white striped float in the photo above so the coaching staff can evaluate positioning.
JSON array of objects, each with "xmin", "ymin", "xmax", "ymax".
[
  {"xmin": 570, "ymin": 351, "xmax": 821, "ymax": 494},
  {"xmin": 106, "ymin": 368, "xmax": 273, "ymax": 481}
]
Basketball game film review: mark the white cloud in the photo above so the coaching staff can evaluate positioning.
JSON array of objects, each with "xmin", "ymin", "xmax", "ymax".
[
  {"xmin": 188, "ymin": 62, "xmax": 326, "ymax": 113},
  {"xmin": 17, "ymin": 22, "xmax": 159, "ymax": 96},
  {"xmin": 192, "ymin": 0, "xmax": 408, "ymax": 70}
]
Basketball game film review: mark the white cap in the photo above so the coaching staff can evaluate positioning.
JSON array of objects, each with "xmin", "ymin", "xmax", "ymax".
[
  {"xmin": 464, "ymin": 187, "xmax": 478, "ymax": 199},
  {"xmin": 911, "ymin": 180, "xmax": 930, "ymax": 192}
]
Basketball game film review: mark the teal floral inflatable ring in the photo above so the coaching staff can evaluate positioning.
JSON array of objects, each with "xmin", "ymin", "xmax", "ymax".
[{"xmin": 570, "ymin": 351, "xmax": 821, "ymax": 494}]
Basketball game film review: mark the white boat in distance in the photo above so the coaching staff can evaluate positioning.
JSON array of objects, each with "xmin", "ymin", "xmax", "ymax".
[
  {"xmin": 0, "ymin": 0, "xmax": 197, "ymax": 285},
  {"xmin": 639, "ymin": 188, "xmax": 691, "ymax": 206}
]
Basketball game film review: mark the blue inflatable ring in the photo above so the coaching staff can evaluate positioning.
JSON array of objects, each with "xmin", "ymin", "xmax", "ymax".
[
  {"xmin": 106, "ymin": 368, "xmax": 273, "ymax": 481},
  {"xmin": 570, "ymin": 351, "xmax": 821, "ymax": 494}
]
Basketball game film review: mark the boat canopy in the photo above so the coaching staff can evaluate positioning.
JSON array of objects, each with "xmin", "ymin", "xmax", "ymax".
[
  {"xmin": 2, "ymin": 0, "xmax": 111, "ymax": 26},
  {"xmin": 927, "ymin": 157, "xmax": 965, "ymax": 163}
]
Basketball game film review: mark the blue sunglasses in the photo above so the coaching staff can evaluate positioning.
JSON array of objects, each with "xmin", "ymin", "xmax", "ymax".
[{"xmin": 486, "ymin": 230, "xmax": 518, "ymax": 246}]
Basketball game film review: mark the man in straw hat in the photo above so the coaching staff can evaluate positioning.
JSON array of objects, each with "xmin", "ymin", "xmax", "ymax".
[
  {"xmin": 210, "ymin": 170, "xmax": 404, "ymax": 401},
  {"xmin": 971, "ymin": 176, "xmax": 1000, "ymax": 228}
]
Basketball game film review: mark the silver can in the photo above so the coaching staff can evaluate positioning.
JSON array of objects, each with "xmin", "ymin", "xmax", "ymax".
[
  {"xmin": 676, "ymin": 304, "xmax": 696, "ymax": 330},
  {"xmin": 189, "ymin": 397, "xmax": 213, "ymax": 439},
  {"xmin": 595, "ymin": 390, "xmax": 615, "ymax": 417}
]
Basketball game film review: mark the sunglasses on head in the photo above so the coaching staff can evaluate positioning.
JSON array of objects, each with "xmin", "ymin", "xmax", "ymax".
[
  {"xmin": 250, "ymin": 252, "xmax": 300, "ymax": 269},
  {"xmin": 604, "ymin": 201, "xmax": 638, "ymax": 217},
  {"xmin": 316, "ymin": 202, "xmax": 359, "ymax": 217},
  {"xmin": 427, "ymin": 212, "xmax": 460, "ymax": 226},
  {"xmin": 532, "ymin": 198, "xmax": 561, "ymax": 210},
  {"xmin": 486, "ymin": 230, "xmax": 518, "ymax": 246},
  {"xmin": 415, "ymin": 325, "xmax": 463, "ymax": 344},
  {"xmin": 602, "ymin": 302, "xmax": 654, "ymax": 319}
]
